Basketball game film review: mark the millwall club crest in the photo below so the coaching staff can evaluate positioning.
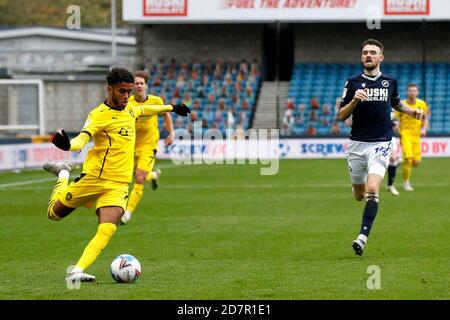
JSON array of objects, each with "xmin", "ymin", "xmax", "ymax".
[
  {"xmin": 361, "ymin": 83, "xmax": 366, "ymax": 88},
  {"xmin": 382, "ymin": 80, "xmax": 389, "ymax": 87},
  {"xmin": 119, "ymin": 127, "xmax": 129, "ymax": 136}
]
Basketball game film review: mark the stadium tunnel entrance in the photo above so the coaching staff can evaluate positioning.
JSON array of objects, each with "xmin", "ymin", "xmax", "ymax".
[{"xmin": 263, "ymin": 23, "xmax": 295, "ymax": 82}]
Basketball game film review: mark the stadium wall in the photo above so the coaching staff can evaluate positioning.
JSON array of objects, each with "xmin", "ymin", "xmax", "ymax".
[
  {"xmin": 294, "ymin": 22, "xmax": 450, "ymax": 63},
  {"xmin": 138, "ymin": 24, "xmax": 264, "ymax": 64},
  {"xmin": 137, "ymin": 22, "xmax": 450, "ymax": 65},
  {"xmin": 0, "ymin": 85, "xmax": 9, "ymax": 125},
  {"xmin": 44, "ymin": 81, "xmax": 105, "ymax": 132}
]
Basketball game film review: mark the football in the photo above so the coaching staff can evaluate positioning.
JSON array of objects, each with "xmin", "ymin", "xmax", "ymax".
[{"xmin": 110, "ymin": 254, "xmax": 141, "ymax": 283}]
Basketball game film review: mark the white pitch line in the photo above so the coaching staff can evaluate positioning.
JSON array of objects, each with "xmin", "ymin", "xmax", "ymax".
[
  {"xmin": 0, "ymin": 163, "xmax": 196, "ymax": 189},
  {"xmin": 2, "ymin": 182, "xmax": 449, "ymax": 191},
  {"xmin": 157, "ymin": 182, "xmax": 450, "ymax": 189},
  {"xmin": 0, "ymin": 162, "xmax": 448, "ymax": 190},
  {"xmin": 0, "ymin": 177, "xmax": 55, "ymax": 188}
]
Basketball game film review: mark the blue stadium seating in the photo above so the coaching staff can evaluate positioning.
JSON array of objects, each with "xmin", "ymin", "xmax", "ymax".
[
  {"xmin": 286, "ymin": 63, "xmax": 449, "ymax": 136},
  {"xmin": 145, "ymin": 60, "xmax": 261, "ymax": 137}
]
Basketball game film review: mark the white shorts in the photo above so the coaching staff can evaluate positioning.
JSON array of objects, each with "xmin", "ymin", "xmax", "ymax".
[{"xmin": 346, "ymin": 140, "xmax": 392, "ymax": 185}]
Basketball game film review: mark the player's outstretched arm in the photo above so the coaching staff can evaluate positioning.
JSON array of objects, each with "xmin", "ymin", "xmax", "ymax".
[
  {"xmin": 338, "ymin": 89, "xmax": 368, "ymax": 120},
  {"xmin": 139, "ymin": 104, "xmax": 172, "ymax": 116},
  {"xmin": 51, "ymin": 130, "xmax": 90, "ymax": 151},
  {"xmin": 138, "ymin": 104, "xmax": 190, "ymax": 117},
  {"xmin": 393, "ymin": 101, "xmax": 424, "ymax": 120}
]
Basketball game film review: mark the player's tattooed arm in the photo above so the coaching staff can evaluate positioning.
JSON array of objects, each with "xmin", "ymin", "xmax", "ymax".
[
  {"xmin": 392, "ymin": 101, "xmax": 424, "ymax": 120},
  {"xmin": 391, "ymin": 100, "xmax": 409, "ymax": 113}
]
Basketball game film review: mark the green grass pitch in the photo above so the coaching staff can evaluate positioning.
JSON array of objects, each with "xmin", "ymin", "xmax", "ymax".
[{"xmin": 0, "ymin": 158, "xmax": 449, "ymax": 299}]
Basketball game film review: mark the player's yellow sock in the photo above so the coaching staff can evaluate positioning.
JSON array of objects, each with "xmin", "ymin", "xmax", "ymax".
[
  {"xmin": 402, "ymin": 158, "xmax": 412, "ymax": 182},
  {"xmin": 47, "ymin": 177, "xmax": 68, "ymax": 221},
  {"xmin": 145, "ymin": 156, "xmax": 157, "ymax": 183},
  {"xmin": 126, "ymin": 183, "xmax": 145, "ymax": 214},
  {"xmin": 75, "ymin": 223, "xmax": 117, "ymax": 271}
]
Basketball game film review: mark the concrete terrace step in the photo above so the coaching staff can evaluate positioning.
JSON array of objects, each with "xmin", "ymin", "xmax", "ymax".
[{"xmin": 252, "ymin": 81, "xmax": 290, "ymax": 129}]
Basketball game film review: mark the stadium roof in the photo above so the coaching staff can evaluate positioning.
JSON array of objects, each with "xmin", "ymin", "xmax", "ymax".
[
  {"xmin": 0, "ymin": 27, "xmax": 136, "ymax": 77},
  {"xmin": 0, "ymin": 27, "xmax": 136, "ymax": 45}
]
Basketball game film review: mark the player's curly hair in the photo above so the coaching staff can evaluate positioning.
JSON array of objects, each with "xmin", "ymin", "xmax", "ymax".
[{"xmin": 107, "ymin": 67, "xmax": 134, "ymax": 85}]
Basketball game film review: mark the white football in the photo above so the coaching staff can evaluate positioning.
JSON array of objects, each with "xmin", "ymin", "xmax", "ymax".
[{"xmin": 110, "ymin": 254, "xmax": 141, "ymax": 283}]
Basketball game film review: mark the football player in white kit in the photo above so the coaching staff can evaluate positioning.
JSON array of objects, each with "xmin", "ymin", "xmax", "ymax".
[{"xmin": 338, "ymin": 39, "xmax": 424, "ymax": 256}]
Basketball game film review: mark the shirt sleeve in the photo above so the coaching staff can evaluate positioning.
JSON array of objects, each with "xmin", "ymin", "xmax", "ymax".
[
  {"xmin": 391, "ymin": 78, "xmax": 401, "ymax": 107},
  {"xmin": 69, "ymin": 132, "xmax": 90, "ymax": 151},
  {"xmin": 131, "ymin": 104, "xmax": 173, "ymax": 117},
  {"xmin": 339, "ymin": 80, "xmax": 354, "ymax": 109}
]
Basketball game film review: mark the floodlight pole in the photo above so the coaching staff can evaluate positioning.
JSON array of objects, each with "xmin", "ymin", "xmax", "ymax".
[
  {"xmin": 421, "ymin": 18, "xmax": 427, "ymax": 101},
  {"xmin": 275, "ymin": 21, "xmax": 280, "ymax": 129},
  {"xmin": 111, "ymin": 0, "xmax": 117, "ymax": 62}
]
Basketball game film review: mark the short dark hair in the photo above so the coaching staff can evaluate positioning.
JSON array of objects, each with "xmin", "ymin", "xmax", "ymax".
[
  {"xmin": 107, "ymin": 67, "xmax": 134, "ymax": 85},
  {"xmin": 361, "ymin": 39, "xmax": 384, "ymax": 54},
  {"xmin": 134, "ymin": 70, "xmax": 150, "ymax": 83},
  {"xmin": 407, "ymin": 83, "xmax": 419, "ymax": 89}
]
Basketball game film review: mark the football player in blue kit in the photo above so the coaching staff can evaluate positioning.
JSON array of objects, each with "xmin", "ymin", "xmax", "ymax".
[{"xmin": 338, "ymin": 39, "xmax": 424, "ymax": 256}]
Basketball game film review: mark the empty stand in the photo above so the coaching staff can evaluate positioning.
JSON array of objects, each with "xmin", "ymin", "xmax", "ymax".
[
  {"xmin": 145, "ymin": 60, "xmax": 261, "ymax": 136},
  {"xmin": 286, "ymin": 63, "xmax": 449, "ymax": 136}
]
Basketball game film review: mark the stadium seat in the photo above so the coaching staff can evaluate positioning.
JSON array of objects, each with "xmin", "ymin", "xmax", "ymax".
[
  {"xmin": 148, "ymin": 59, "xmax": 261, "ymax": 136},
  {"xmin": 286, "ymin": 63, "xmax": 450, "ymax": 136}
]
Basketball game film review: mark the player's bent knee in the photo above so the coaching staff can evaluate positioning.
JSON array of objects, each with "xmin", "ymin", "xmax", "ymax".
[
  {"xmin": 49, "ymin": 201, "xmax": 74, "ymax": 221},
  {"xmin": 366, "ymin": 180, "xmax": 380, "ymax": 194},
  {"xmin": 47, "ymin": 206, "xmax": 62, "ymax": 221},
  {"xmin": 98, "ymin": 206, "xmax": 125, "ymax": 225},
  {"xmin": 134, "ymin": 169, "xmax": 148, "ymax": 185},
  {"xmin": 366, "ymin": 186, "xmax": 377, "ymax": 194},
  {"xmin": 135, "ymin": 176, "xmax": 146, "ymax": 184},
  {"xmin": 413, "ymin": 160, "xmax": 420, "ymax": 167},
  {"xmin": 134, "ymin": 172, "xmax": 141, "ymax": 181}
]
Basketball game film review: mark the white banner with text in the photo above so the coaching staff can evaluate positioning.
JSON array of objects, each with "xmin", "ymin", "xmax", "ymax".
[
  {"xmin": 123, "ymin": 0, "xmax": 447, "ymax": 23},
  {"xmin": 1, "ymin": 137, "xmax": 449, "ymax": 171}
]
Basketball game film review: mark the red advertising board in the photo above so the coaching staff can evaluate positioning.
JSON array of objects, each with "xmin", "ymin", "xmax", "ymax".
[
  {"xmin": 384, "ymin": 0, "xmax": 430, "ymax": 15},
  {"xmin": 143, "ymin": 0, "xmax": 188, "ymax": 16}
]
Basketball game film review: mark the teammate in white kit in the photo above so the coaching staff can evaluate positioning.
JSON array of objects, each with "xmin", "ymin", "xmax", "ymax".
[{"xmin": 338, "ymin": 39, "xmax": 424, "ymax": 256}]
